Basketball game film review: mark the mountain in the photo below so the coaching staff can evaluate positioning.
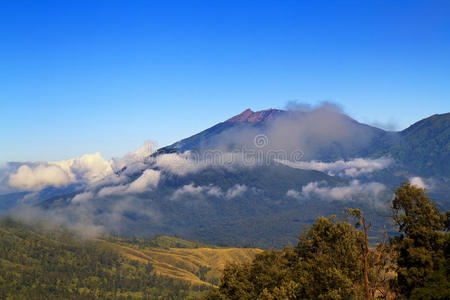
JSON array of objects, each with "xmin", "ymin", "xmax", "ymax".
[
  {"xmin": 170, "ymin": 109, "xmax": 450, "ymax": 178},
  {"xmin": 0, "ymin": 192, "xmax": 27, "ymax": 213},
  {"xmin": 381, "ymin": 113, "xmax": 450, "ymax": 177},
  {"xmin": 37, "ymin": 164, "xmax": 341, "ymax": 248},
  {"xmin": 169, "ymin": 108, "xmax": 388, "ymax": 162},
  {"xmin": 4, "ymin": 108, "xmax": 449, "ymax": 248},
  {"xmin": 170, "ymin": 108, "xmax": 287, "ymax": 151}
]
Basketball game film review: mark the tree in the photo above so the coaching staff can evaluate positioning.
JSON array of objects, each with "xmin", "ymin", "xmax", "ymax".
[
  {"xmin": 347, "ymin": 208, "xmax": 389, "ymax": 300},
  {"xmin": 207, "ymin": 216, "xmax": 367, "ymax": 299},
  {"xmin": 294, "ymin": 216, "xmax": 366, "ymax": 299},
  {"xmin": 391, "ymin": 182, "xmax": 449, "ymax": 298}
]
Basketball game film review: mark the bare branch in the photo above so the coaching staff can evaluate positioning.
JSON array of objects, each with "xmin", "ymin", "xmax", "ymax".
[{"xmin": 373, "ymin": 230, "xmax": 387, "ymax": 266}]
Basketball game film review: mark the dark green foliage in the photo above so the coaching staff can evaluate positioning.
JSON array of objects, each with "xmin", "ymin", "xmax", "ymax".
[
  {"xmin": 409, "ymin": 261, "xmax": 450, "ymax": 300},
  {"xmin": 294, "ymin": 216, "xmax": 365, "ymax": 299},
  {"xmin": 391, "ymin": 182, "xmax": 449, "ymax": 298},
  {"xmin": 208, "ymin": 183, "xmax": 450, "ymax": 299},
  {"xmin": 0, "ymin": 218, "xmax": 207, "ymax": 299},
  {"xmin": 207, "ymin": 216, "xmax": 366, "ymax": 299}
]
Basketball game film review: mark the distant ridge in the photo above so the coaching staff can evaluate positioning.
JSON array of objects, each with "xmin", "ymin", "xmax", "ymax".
[{"xmin": 20, "ymin": 109, "xmax": 450, "ymax": 249}]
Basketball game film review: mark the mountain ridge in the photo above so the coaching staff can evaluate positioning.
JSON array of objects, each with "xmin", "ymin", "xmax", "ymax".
[{"xmin": 2, "ymin": 109, "xmax": 449, "ymax": 248}]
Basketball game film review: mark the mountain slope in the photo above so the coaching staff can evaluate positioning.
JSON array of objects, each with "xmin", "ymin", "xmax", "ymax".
[
  {"xmin": 169, "ymin": 108, "xmax": 387, "ymax": 161},
  {"xmin": 393, "ymin": 113, "xmax": 450, "ymax": 176},
  {"xmin": 0, "ymin": 218, "xmax": 260, "ymax": 299},
  {"xmin": 37, "ymin": 164, "xmax": 341, "ymax": 248},
  {"xmin": 100, "ymin": 238, "xmax": 262, "ymax": 287},
  {"xmin": 169, "ymin": 109, "xmax": 450, "ymax": 177},
  {"xmin": 9, "ymin": 108, "xmax": 449, "ymax": 249}
]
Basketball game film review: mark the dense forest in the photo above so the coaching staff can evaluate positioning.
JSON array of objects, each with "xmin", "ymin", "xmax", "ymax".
[
  {"xmin": 0, "ymin": 220, "xmax": 214, "ymax": 299},
  {"xmin": 207, "ymin": 183, "xmax": 449, "ymax": 300},
  {"xmin": 1, "ymin": 182, "xmax": 448, "ymax": 299}
]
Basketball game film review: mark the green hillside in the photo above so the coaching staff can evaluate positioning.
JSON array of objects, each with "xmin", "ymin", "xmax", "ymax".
[
  {"xmin": 0, "ymin": 218, "xmax": 260, "ymax": 299},
  {"xmin": 397, "ymin": 113, "xmax": 450, "ymax": 177},
  {"xmin": 100, "ymin": 238, "xmax": 261, "ymax": 288}
]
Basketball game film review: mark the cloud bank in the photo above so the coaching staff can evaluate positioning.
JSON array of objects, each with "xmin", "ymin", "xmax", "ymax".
[
  {"xmin": 287, "ymin": 180, "xmax": 387, "ymax": 202},
  {"xmin": 277, "ymin": 157, "xmax": 392, "ymax": 177},
  {"xmin": 171, "ymin": 183, "xmax": 248, "ymax": 200},
  {"xmin": 4, "ymin": 141, "xmax": 157, "ymax": 192},
  {"xmin": 9, "ymin": 164, "xmax": 74, "ymax": 191},
  {"xmin": 155, "ymin": 152, "xmax": 207, "ymax": 176}
]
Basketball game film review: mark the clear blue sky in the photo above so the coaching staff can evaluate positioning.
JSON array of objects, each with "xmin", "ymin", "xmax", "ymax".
[{"xmin": 1, "ymin": 0, "xmax": 449, "ymax": 164}]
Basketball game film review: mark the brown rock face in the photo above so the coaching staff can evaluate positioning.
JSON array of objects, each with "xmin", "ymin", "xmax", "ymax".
[{"xmin": 226, "ymin": 108, "xmax": 284, "ymax": 123}]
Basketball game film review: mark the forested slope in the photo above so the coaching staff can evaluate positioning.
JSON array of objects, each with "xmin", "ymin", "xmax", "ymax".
[{"xmin": 0, "ymin": 219, "xmax": 260, "ymax": 299}]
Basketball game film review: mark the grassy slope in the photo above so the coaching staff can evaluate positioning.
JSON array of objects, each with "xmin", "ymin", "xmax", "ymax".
[
  {"xmin": 99, "ymin": 236, "xmax": 262, "ymax": 287},
  {"xmin": 0, "ymin": 219, "xmax": 261, "ymax": 298}
]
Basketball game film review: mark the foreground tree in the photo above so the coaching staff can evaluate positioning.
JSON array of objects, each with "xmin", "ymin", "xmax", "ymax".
[
  {"xmin": 391, "ymin": 182, "xmax": 449, "ymax": 299},
  {"xmin": 206, "ymin": 215, "xmax": 367, "ymax": 299},
  {"xmin": 347, "ymin": 208, "xmax": 390, "ymax": 300},
  {"xmin": 207, "ymin": 182, "xmax": 449, "ymax": 300}
]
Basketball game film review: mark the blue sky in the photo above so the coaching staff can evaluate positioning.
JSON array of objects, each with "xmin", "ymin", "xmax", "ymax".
[{"xmin": 1, "ymin": 0, "xmax": 449, "ymax": 164}]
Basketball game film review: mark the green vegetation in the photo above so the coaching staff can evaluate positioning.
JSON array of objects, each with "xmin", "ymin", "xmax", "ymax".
[
  {"xmin": 395, "ymin": 113, "xmax": 450, "ymax": 177},
  {"xmin": 391, "ymin": 182, "xmax": 449, "ymax": 299},
  {"xmin": 0, "ymin": 220, "xmax": 259, "ymax": 299},
  {"xmin": 1, "ymin": 182, "xmax": 448, "ymax": 299},
  {"xmin": 100, "ymin": 235, "xmax": 261, "ymax": 287},
  {"xmin": 207, "ymin": 182, "xmax": 449, "ymax": 299},
  {"xmin": 206, "ymin": 216, "xmax": 371, "ymax": 299}
]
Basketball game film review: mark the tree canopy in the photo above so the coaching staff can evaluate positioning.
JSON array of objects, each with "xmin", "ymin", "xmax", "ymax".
[
  {"xmin": 391, "ymin": 182, "xmax": 449, "ymax": 299},
  {"xmin": 207, "ymin": 182, "xmax": 450, "ymax": 300}
]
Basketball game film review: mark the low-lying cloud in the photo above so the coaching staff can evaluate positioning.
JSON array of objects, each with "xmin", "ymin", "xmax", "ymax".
[
  {"xmin": 225, "ymin": 184, "xmax": 248, "ymax": 199},
  {"xmin": 11, "ymin": 194, "xmax": 161, "ymax": 239},
  {"xmin": 79, "ymin": 169, "xmax": 161, "ymax": 200},
  {"xmin": 277, "ymin": 157, "xmax": 392, "ymax": 177},
  {"xmin": 155, "ymin": 152, "xmax": 207, "ymax": 176},
  {"xmin": 4, "ymin": 141, "xmax": 157, "ymax": 192},
  {"xmin": 287, "ymin": 180, "xmax": 387, "ymax": 202},
  {"xmin": 9, "ymin": 164, "xmax": 74, "ymax": 191},
  {"xmin": 111, "ymin": 141, "xmax": 156, "ymax": 172},
  {"xmin": 171, "ymin": 183, "xmax": 248, "ymax": 200},
  {"xmin": 127, "ymin": 169, "xmax": 161, "ymax": 193}
]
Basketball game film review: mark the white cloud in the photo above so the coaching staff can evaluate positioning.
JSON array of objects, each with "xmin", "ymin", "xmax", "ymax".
[
  {"xmin": 72, "ymin": 191, "xmax": 94, "ymax": 204},
  {"xmin": 206, "ymin": 186, "xmax": 223, "ymax": 197},
  {"xmin": 9, "ymin": 164, "xmax": 73, "ymax": 191},
  {"xmin": 52, "ymin": 152, "xmax": 114, "ymax": 183},
  {"xmin": 277, "ymin": 157, "xmax": 392, "ymax": 177},
  {"xmin": 287, "ymin": 180, "xmax": 386, "ymax": 202},
  {"xmin": 96, "ymin": 169, "xmax": 161, "ymax": 197},
  {"xmin": 111, "ymin": 141, "xmax": 156, "ymax": 172},
  {"xmin": 171, "ymin": 183, "xmax": 206, "ymax": 199},
  {"xmin": 409, "ymin": 176, "xmax": 427, "ymax": 189},
  {"xmin": 225, "ymin": 184, "xmax": 248, "ymax": 199},
  {"xmin": 171, "ymin": 183, "xmax": 248, "ymax": 200},
  {"xmin": 155, "ymin": 152, "xmax": 206, "ymax": 176},
  {"xmin": 5, "ymin": 142, "xmax": 157, "ymax": 192},
  {"xmin": 97, "ymin": 185, "xmax": 128, "ymax": 197},
  {"xmin": 286, "ymin": 189, "xmax": 301, "ymax": 199},
  {"xmin": 7, "ymin": 152, "xmax": 114, "ymax": 191},
  {"xmin": 127, "ymin": 169, "xmax": 161, "ymax": 193}
]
